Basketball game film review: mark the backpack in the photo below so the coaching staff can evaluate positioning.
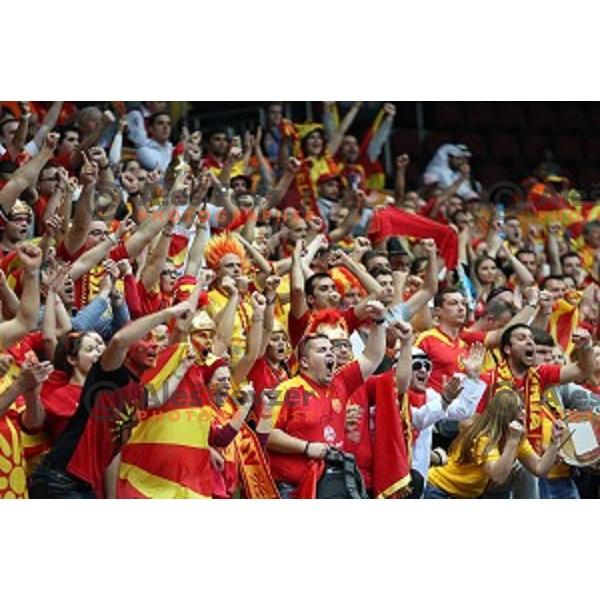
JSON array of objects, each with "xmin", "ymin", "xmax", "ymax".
[{"xmin": 316, "ymin": 448, "xmax": 368, "ymax": 499}]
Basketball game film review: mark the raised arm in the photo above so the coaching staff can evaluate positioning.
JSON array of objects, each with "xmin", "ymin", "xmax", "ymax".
[
  {"xmin": 184, "ymin": 222, "xmax": 209, "ymax": 278},
  {"xmin": 146, "ymin": 345, "xmax": 196, "ymax": 409},
  {"xmin": 0, "ymin": 133, "xmax": 58, "ymax": 214},
  {"xmin": 0, "ymin": 244, "xmax": 43, "ymax": 351},
  {"xmin": 393, "ymin": 321, "xmax": 414, "ymax": 394},
  {"xmin": 559, "ymin": 328, "xmax": 595, "ymax": 384},
  {"xmin": 101, "ymin": 302, "xmax": 192, "ymax": 372},
  {"xmin": 327, "ymin": 102, "xmax": 362, "ymax": 156},
  {"xmin": 264, "ymin": 158, "xmax": 300, "ymax": 210},
  {"xmin": 32, "ymin": 101, "xmax": 64, "ymax": 151},
  {"xmin": 403, "ymin": 239, "xmax": 438, "ymax": 320},
  {"xmin": 356, "ymin": 300, "xmax": 387, "ymax": 380},
  {"xmin": 501, "ymin": 243, "xmax": 535, "ymax": 288},
  {"xmin": 68, "ymin": 219, "xmax": 134, "ymax": 282},
  {"xmin": 212, "ymin": 277, "xmax": 240, "ymax": 357},
  {"xmin": 0, "ymin": 269, "xmax": 19, "ymax": 319},
  {"xmin": 232, "ymin": 293, "xmax": 266, "ymax": 386},
  {"xmin": 62, "ymin": 153, "xmax": 98, "ymax": 256},
  {"xmin": 290, "ymin": 239, "xmax": 309, "ymax": 319}
]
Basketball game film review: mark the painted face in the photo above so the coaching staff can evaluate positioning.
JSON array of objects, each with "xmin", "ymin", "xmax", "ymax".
[
  {"xmin": 266, "ymin": 331, "xmax": 289, "ymax": 364},
  {"xmin": 127, "ymin": 332, "xmax": 159, "ymax": 370},
  {"xmin": 191, "ymin": 327, "xmax": 216, "ymax": 357},
  {"xmin": 209, "ymin": 365, "xmax": 231, "ymax": 408}
]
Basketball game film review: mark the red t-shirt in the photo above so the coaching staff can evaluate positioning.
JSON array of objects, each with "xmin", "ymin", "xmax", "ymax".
[
  {"xmin": 247, "ymin": 357, "xmax": 289, "ymax": 419},
  {"xmin": 416, "ymin": 327, "xmax": 472, "ymax": 393},
  {"xmin": 477, "ymin": 364, "xmax": 562, "ymax": 413},
  {"xmin": 57, "ymin": 240, "xmax": 129, "ymax": 309},
  {"xmin": 268, "ymin": 361, "xmax": 364, "ymax": 486},
  {"xmin": 45, "ymin": 363, "xmax": 147, "ymax": 498},
  {"xmin": 40, "ymin": 371, "xmax": 82, "ymax": 442}
]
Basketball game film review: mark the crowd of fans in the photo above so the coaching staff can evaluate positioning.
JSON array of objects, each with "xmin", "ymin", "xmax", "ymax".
[{"xmin": 0, "ymin": 100, "xmax": 598, "ymax": 500}]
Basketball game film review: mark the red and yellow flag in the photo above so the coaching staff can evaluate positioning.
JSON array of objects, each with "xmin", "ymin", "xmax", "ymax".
[{"xmin": 118, "ymin": 344, "xmax": 213, "ymax": 499}]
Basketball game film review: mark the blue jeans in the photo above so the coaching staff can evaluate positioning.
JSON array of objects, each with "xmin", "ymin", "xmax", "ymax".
[
  {"xmin": 276, "ymin": 481, "xmax": 297, "ymax": 499},
  {"xmin": 538, "ymin": 477, "xmax": 580, "ymax": 499},
  {"xmin": 424, "ymin": 484, "xmax": 452, "ymax": 499},
  {"xmin": 29, "ymin": 463, "xmax": 96, "ymax": 499}
]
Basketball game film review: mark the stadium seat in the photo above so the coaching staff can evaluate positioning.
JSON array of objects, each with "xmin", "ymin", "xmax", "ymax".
[
  {"xmin": 496, "ymin": 102, "xmax": 528, "ymax": 133},
  {"xmin": 431, "ymin": 102, "xmax": 464, "ymax": 131},
  {"xmin": 522, "ymin": 134, "xmax": 551, "ymax": 164},
  {"xmin": 456, "ymin": 132, "xmax": 489, "ymax": 161},
  {"xmin": 558, "ymin": 104, "xmax": 588, "ymax": 134},
  {"xmin": 391, "ymin": 129, "xmax": 421, "ymax": 161},
  {"xmin": 464, "ymin": 102, "xmax": 497, "ymax": 130},
  {"xmin": 554, "ymin": 135, "xmax": 584, "ymax": 166},
  {"xmin": 584, "ymin": 138, "xmax": 600, "ymax": 164},
  {"xmin": 490, "ymin": 133, "xmax": 521, "ymax": 164},
  {"xmin": 527, "ymin": 103, "xmax": 558, "ymax": 133}
]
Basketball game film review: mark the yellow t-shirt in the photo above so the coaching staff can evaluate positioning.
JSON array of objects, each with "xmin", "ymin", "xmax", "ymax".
[
  {"xmin": 205, "ymin": 288, "xmax": 252, "ymax": 366},
  {"xmin": 428, "ymin": 435, "xmax": 535, "ymax": 498}
]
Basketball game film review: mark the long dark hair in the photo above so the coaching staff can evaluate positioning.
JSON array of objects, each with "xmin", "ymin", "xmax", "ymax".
[{"xmin": 54, "ymin": 331, "xmax": 90, "ymax": 376}]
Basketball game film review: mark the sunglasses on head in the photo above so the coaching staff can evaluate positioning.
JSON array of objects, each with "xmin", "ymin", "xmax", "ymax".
[{"xmin": 412, "ymin": 359, "xmax": 432, "ymax": 372}]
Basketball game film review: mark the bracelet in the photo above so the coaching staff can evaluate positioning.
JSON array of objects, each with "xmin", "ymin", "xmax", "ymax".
[
  {"xmin": 373, "ymin": 318, "xmax": 385, "ymax": 325},
  {"xmin": 107, "ymin": 233, "xmax": 118, "ymax": 245},
  {"xmin": 252, "ymin": 317, "xmax": 264, "ymax": 323},
  {"xmin": 265, "ymin": 297, "xmax": 276, "ymax": 305},
  {"xmin": 304, "ymin": 441, "xmax": 310, "ymax": 456}
]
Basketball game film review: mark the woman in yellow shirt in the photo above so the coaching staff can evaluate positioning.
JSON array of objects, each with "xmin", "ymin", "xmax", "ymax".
[{"xmin": 425, "ymin": 388, "xmax": 566, "ymax": 499}]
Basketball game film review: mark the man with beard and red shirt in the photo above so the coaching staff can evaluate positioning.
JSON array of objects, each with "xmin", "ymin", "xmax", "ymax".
[{"xmin": 29, "ymin": 301, "xmax": 194, "ymax": 499}]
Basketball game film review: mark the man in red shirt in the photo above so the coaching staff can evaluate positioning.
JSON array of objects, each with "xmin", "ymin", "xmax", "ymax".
[
  {"xmin": 267, "ymin": 300, "xmax": 387, "ymax": 498},
  {"xmin": 415, "ymin": 287, "xmax": 471, "ymax": 393},
  {"xmin": 29, "ymin": 301, "xmax": 193, "ymax": 498}
]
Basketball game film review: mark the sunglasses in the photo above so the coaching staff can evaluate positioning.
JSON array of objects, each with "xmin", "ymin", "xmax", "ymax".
[{"xmin": 412, "ymin": 359, "xmax": 432, "ymax": 372}]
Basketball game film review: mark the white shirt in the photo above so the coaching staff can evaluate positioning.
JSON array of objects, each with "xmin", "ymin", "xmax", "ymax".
[{"xmin": 411, "ymin": 374, "xmax": 486, "ymax": 481}]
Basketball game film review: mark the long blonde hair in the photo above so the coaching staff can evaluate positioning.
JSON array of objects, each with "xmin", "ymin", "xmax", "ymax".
[{"xmin": 451, "ymin": 387, "xmax": 522, "ymax": 464}]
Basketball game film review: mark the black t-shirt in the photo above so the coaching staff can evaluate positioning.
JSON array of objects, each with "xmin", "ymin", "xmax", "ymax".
[{"xmin": 46, "ymin": 362, "xmax": 147, "ymax": 498}]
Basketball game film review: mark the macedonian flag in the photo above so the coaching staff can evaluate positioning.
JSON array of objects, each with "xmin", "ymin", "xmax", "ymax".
[{"xmin": 117, "ymin": 343, "xmax": 213, "ymax": 499}]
